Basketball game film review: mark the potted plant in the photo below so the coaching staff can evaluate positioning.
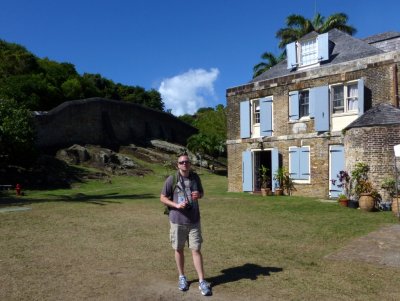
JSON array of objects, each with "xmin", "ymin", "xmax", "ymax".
[
  {"xmin": 381, "ymin": 177, "xmax": 400, "ymax": 216},
  {"xmin": 380, "ymin": 177, "xmax": 396, "ymax": 211},
  {"xmin": 259, "ymin": 165, "xmax": 271, "ymax": 196},
  {"xmin": 337, "ymin": 193, "xmax": 349, "ymax": 207},
  {"xmin": 331, "ymin": 170, "xmax": 353, "ymax": 206},
  {"xmin": 282, "ymin": 172, "xmax": 296, "ymax": 196},
  {"xmin": 351, "ymin": 163, "xmax": 376, "ymax": 211},
  {"xmin": 273, "ymin": 167, "xmax": 286, "ymax": 195}
]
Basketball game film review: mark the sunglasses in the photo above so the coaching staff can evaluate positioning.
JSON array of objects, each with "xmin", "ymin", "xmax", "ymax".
[{"xmin": 178, "ymin": 160, "xmax": 190, "ymax": 165}]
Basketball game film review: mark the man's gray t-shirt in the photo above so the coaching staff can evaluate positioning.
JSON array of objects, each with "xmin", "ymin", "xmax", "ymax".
[{"xmin": 161, "ymin": 172, "xmax": 203, "ymax": 224}]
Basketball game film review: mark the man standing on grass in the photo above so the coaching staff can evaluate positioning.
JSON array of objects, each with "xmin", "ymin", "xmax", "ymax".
[{"xmin": 160, "ymin": 153, "xmax": 212, "ymax": 297}]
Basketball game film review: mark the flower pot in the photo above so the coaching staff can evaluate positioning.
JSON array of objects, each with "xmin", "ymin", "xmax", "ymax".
[
  {"xmin": 359, "ymin": 193, "xmax": 375, "ymax": 212},
  {"xmin": 261, "ymin": 188, "xmax": 270, "ymax": 196},
  {"xmin": 392, "ymin": 197, "xmax": 400, "ymax": 217},
  {"xmin": 348, "ymin": 200, "xmax": 359, "ymax": 209},
  {"xmin": 275, "ymin": 188, "xmax": 283, "ymax": 196},
  {"xmin": 338, "ymin": 199, "xmax": 348, "ymax": 207}
]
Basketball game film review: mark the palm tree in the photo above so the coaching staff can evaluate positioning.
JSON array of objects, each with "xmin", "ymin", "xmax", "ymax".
[
  {"xmin": 276, "ymin": 13, "xmax": 356, "ymax": 49},
  {"xmin": 252, "ymin": 51, "xmax": 285, "ymax": 78}
]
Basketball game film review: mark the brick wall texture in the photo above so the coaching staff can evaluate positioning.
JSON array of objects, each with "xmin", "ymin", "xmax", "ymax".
[{"xmin": 344, "ymin": 125, "xmax": 400, "ymax": 197}]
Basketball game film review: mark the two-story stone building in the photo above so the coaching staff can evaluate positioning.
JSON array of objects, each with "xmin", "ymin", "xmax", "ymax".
[{"xmin": 226, "ymin": 29, "xmax": 400, "ymax": 198}]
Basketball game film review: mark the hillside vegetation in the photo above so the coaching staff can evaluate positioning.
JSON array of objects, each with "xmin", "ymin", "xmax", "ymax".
[{"xmin": 0, "ymin": 39, "xmax": 164, "ymax": 111}]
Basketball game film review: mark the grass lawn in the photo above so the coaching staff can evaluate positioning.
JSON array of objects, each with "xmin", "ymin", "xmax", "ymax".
[{"xmin": 1, "ymin": 163, "xmax": 399, "ymax": 300}]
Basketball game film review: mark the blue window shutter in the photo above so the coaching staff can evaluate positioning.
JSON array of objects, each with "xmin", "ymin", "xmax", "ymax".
[
  {"xmin": 260, "ymin": 97, "xmax": 273, "ymax": 137},
  {"xmin": 299, "ymin": 147, "xmax": 310, "ymax": 180},
  {"xmin": 318, "ymin": 33, "xmax": 329, "ymax": 61},
  {"xmin": 271, "ymin": 148, "xmax": 279, "ymax": 191},
  {"xmin": 286, "ymin": 42, "xmax": 297, "ymax": 69},
  {"xmin": 242, "ymin": 151, "xmax": 253, "ymax": 192},
  {"xmin": 358, "ymin": 78, "xmax": 364, "ymax": 116},
  {"xmin": 289, "ymin": 91, "xmax": 299, "ymax": 121},
  {"xmin": 329, "ymin": 145, "xmax": 344, "ymax": 198},
  {"xmin": 309, "ymin": 88, "xmax": 316, "ymax": 118},
  {"xmin": 240, "ymin": 100, "xmax": 251, "ymax": 138},
  {"xmin": 313, "ymin": 85, "xmax": 329, "ymax": 131},
  {"xmin": 289, "ymin": 147, "xmax": 300, "ymax": 180}
]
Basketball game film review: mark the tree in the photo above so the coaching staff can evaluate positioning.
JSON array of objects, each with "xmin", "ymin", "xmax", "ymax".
[
  {"xmin": 0, "ymin": 73, "xmax": 60, "ymax": 110},
  {"xmin": 0, "ymin": 39, "xmax": 166, "ymax": 112},
  {"xmin": 253, "ymin": 51, "xmax": 285, "ymax": 78},
  {"xmin": 186, "ymin": 105, "xmax": 227, "ymax": 160},
  {"xmin": 187, "ymin": 133, "xmax": 211, "ymax": 158},
  {"xmin": 276, "ymin": 13, "xmax": 356, "ymax": 49},
  {"xmin": 38, "ymin": 58, "xmax": 78, "ymax": 87},
  {"xmin": 178, "ymin": 114, "xmax": 196, "ymax": 126},
  {"xmin": 0, "ymin": 40, "xmax": 40, "ymax": 79},
  {"xmin": 142, "ymin": 89, "xmax": 164, "ymax": 111},
  {"xmin": 61, "ymin": 77, "xmax": 83, "ymax": 100},
  {"xmin": 0, "ymin": 99, "xmax": 36, "ymax": 166}
]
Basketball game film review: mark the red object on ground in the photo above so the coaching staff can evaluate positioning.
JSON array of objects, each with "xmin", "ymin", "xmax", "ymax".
[{"xmin": 16, "ymin": 183, "xmax": 21, "ymax": 196}]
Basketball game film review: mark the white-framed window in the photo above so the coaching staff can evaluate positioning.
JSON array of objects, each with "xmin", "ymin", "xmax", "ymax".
[
  {"xmin": 299, "ymin": 90, "xmax": 309, "ymax": 118},
  {"xmin": 286, "ymin": 33, "xmax": 329, "ymax": 70},
  {"xmin": 331, "ymin": 82, "xmax": 359, "ymax": 114},
  {"xmin": 252, "ymin": 99, "xmax": 260, "ymax": 124},
  {"xmin": 251, "ymin": 99, "xmax": 261, "ymax": 138},
  {"xmin": 240, "ymin": 97, "xmax": 273, "ymax": 139},
  {"xmin": 289, "ymin": 90, "xmax": 310, "ymax": 121},
  {"xmin": 299, "ymin": 38, "xmax": 318, "ymax": 66}
]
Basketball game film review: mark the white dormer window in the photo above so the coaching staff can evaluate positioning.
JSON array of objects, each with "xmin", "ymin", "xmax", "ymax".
[
  {"xmin": 300, "ymin": 39, "xmax": 318, "ymax": 66},
  {"xmin": 286, "ymin": 32, "xmax": 329, "ymax": 70}
]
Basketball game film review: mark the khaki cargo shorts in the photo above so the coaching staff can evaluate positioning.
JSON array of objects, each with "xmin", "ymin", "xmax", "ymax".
[{"xmin": 170, "ymin": 222, "xmax": 203, "ymax": 251}]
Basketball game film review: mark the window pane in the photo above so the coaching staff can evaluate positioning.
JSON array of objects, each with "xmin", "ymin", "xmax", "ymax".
[
  {"xmin": 332, "ymin": 86, "xmax": 344, "ymax": 113},
  {"xmin": 253, "ymin": 99, "xmax": 260, "ymax": 124},
  {"xmin": 347, "ymin": 84, "xmax": 358, "ymax": 111},
  {"xmin": 300, "ymin": 39, "xmax": 317, "ymax": 66},
  {"xmin": 299, "ymin": 91, "xmax": 309, "ymax": 118}
]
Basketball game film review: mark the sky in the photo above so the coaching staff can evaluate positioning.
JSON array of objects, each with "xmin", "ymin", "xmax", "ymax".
[{"xmin": 0, "ymin": 0, "xmax": 399, "ymax": 115}]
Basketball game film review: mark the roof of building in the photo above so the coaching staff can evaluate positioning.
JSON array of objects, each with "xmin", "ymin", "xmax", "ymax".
[
  {"xmin": 345, "ymin": 103, "xmax": 400, "ymax": 130},
  {"xmin": 362, "ymin": 31, "xmax": 400, "ymax": 44},
  {"xmin": 251, "ymin": 29, "xmax": 384, "ymax": 83}
]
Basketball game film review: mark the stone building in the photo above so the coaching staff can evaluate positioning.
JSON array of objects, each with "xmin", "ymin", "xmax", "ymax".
[
  {"xmin": 226, "ymin": 29, "xmax": 400, "ymax": 198},
  {"xmin": 344, "ymin": 104, "xmax": 400, "ymax": 197},
  {"xmin": 34, "ymin": 98, "xmax": 197, "ymax": 152}
]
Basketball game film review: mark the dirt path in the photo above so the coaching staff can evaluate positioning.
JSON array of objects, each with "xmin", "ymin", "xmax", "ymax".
[{"xmin": 325, "ymin": 224, "xmax": 400, "ymax": 268}]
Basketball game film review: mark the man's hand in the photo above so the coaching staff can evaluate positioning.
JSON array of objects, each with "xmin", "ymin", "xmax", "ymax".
[
  {"xmin": 191, "ymin": 191, "xmax": 200, "ymax": 201},
  {"xmin": 175, "ymin": 201, "xmax": 188, "ymax": 209}
]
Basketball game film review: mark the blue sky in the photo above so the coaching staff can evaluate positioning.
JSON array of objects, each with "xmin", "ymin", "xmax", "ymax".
[{"xmin": 0, "ymin": 0, "xmax": 399, "ymax": 115}]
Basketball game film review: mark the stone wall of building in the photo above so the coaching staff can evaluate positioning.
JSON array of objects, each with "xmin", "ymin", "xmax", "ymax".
[
  {"xmin": 344, "ymin": 125, "xmax": 400, "ymax": 197},
  {"xmin": 226, "ymin": 51, "xmax": 400, "ymax": 197},
  {"xmin": 227, "ymin": 133, "xmax": 343, "ymax": 198},
  {"xmin": 34, "ymin": 98, "xmax": 197, "ymax": 152}
]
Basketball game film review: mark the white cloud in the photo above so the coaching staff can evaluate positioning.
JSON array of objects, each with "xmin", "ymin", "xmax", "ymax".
[{"xmin": 158, "ymin": 68, "xmax": 219, "ymax": 116}]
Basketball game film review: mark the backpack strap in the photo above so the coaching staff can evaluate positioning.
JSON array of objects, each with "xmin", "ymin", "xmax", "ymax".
[{"xmin": 164, "ymin": 172, "xmax": 179, "ymax": 215}]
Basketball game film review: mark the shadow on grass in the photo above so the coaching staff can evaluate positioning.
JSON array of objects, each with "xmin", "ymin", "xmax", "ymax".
[
  {"xmin": 0, "ymin": 193, "xmax": 156, "ymax": 206},
  {"xmin": 205, "ymin": 263, "xmax": 283, "ymax": 287}
]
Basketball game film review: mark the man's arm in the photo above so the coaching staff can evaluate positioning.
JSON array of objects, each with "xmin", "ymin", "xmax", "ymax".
[
  {"xmin": 160, "ymin": 176, "xmax": 187, "ymax": 209},
  {"xmin": 160, "ymin": 194, "xmax": 187, "ymax": 209}
]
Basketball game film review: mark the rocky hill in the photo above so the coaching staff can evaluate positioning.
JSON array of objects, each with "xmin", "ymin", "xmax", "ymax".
[{"xmin": 0, "ymin": 140, "xmax": 223, "ymax": 189}]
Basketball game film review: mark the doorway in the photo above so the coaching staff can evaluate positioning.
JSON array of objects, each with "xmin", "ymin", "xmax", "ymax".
[
  {"xmin": 242, "ymin": 148, "xmax": 279, "ymax": 192},
  {"xmin": 253, "ymin": 150, "xmax": 272, "ymax": 191}
]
